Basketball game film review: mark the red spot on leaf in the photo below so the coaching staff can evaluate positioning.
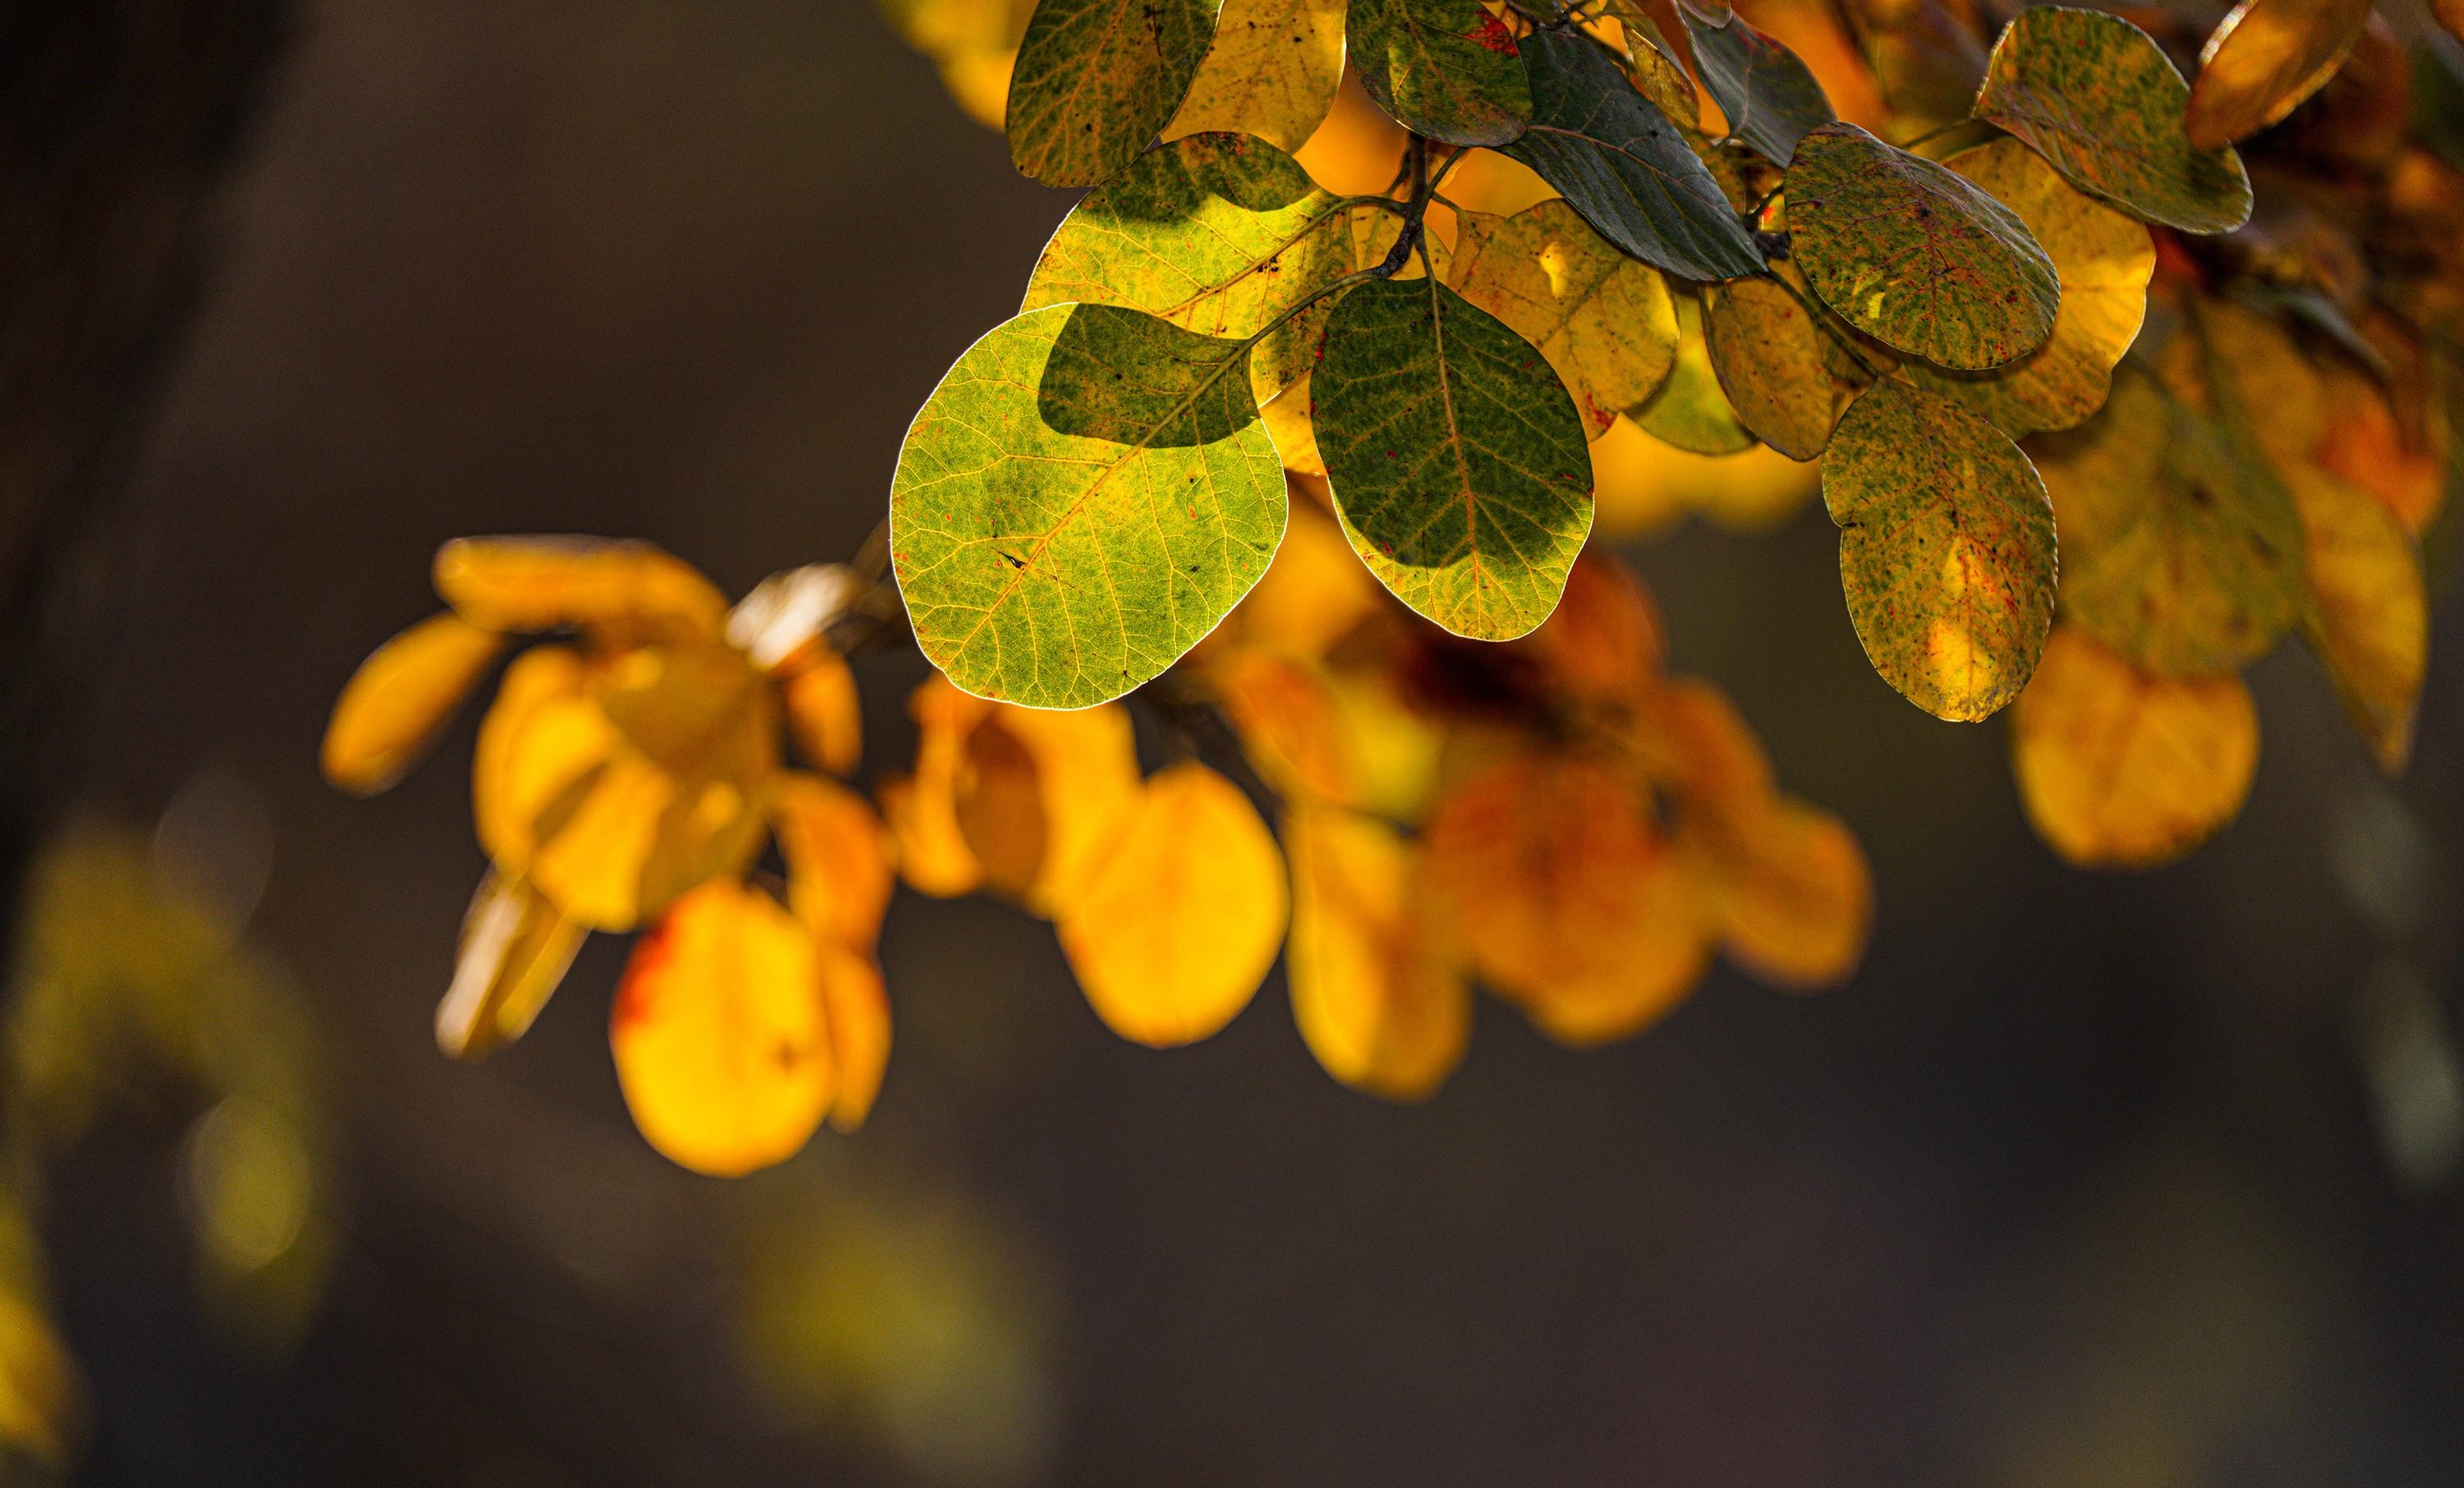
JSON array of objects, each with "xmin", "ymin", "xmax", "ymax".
[{"xmin": 1468, "ymin": 11, "xmax": 1518, "ymax": 54}]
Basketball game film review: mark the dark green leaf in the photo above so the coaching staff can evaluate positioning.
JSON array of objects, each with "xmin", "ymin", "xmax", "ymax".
[
  {"xmin": 1007, "ymin": 0, "xmax": 1216, "ymax": 187},
  {"xmin": 1347, "ymin": 0, "xmax": 1532, "ymax": 147},
  {"xmin": 1682, "ymin": 6, "xmax": 1835, "ymax": 165}
]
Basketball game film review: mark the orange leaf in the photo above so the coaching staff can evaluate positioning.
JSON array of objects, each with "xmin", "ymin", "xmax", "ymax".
[
  {"xmin": 434, "ymin": 536, "xmax": 729, "ymax": 643},
  {"xmin": 322, "ymin": 613, "xmax": 504, "ymax": 795},
  {"xmin": 1284, "ymin": 805, "xmax": 1470, "ymax": 1100},
  {"xmin": 783, "ymin": 647, "xmax": 864, "ymax": 777},
  {"xmin": 816, "ymin": 944, "xmax": 891, "ymax": 1132},
  {"xmin": 1527, "ymin": 551, "xmax": 1664, "ymax": 704},
  {"xmin": 434, "ymin": 872, "xmax": 586, "ymax": 1059},
  {"xmin": 880, "ymin": 678, "xmax": 991, "ymax": 898},
  {"xmin": 2184, "ymin": 0, "xmax": 2370, "ymax": 151},
  {"xmin": 610, "ymin": 880, "xmax": 834, "ymax": 1176},
  {"xmin": 773, "ymin": 773, "xmax": 894, "ymax": 953},
  {"xmin": 1696, "ymin": 798, "xmax": 1872, "ymax": 990},
  {"xmin": 1056, "ymin": 763, "xmax": 1289, "ymax": 1047}
]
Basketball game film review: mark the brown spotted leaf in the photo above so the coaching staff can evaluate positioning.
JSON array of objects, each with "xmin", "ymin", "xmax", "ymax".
[{"xmin": 1702, "ymin": 265, "xmax": 1875, "ymax": 460}]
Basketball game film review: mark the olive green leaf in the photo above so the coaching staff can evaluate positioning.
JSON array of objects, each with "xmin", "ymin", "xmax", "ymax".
[
  {"xmin": 1681, "ymin": 5, "xmax": 1835, "ymax": 165},
  {"xmin": 2031, "ymin": 365, "xmax": 2304, "ymax": 675},
  {"xmin": 1022, "ymin": 133, "xmax": 1400, "ymax": 406},
  {"xmin": 1702, "ymin": 266, "xmax": 1875, "ymax": 460},
  {"xmin": 890, "ymin": 303, "xmax": 1285, "ymax": 709},
  {"xmin": 1167, "ymin": 0, "xmax": 1347, "ymax": 153},
  {"xmin": 1599, "ymin": 1, "xmax": 1702, "ymax": 122},
  {"xmin": 1313, "ymin": 276, "xmax": 1595, "ymax": 640},
  {"xmin": 1823, "ymin": 379, "xmax": 2057, "ymax": 721},
  {"xmin": 1787, "ymin": 122, "xmax": 2059, "ymax": 371},
  {"xmin": 1503, "ymin": 29, "xmax": 1766, "ymax": 282},
  {"xmin": 1632, "ymin": 293, "xmax": 1756, "ymax": 455},
  {"xmin": 1841, "ymin": 0, "xmax": 1988, "ymax": 134},
  {"xmin": 1450, "ymin": 201, "xmax": 1680, "ymax": 437},
  {"xmin": 1348, "ymin": 0, "xmax": 1532, "ymax": 147},
  {"xmin": 1006, "ymin": 0, "xmax": 1216, "ymax": 187},
  {"xmin": 2185, "ymin": 0, "xmax": 2370, "ymax": 151},
  {"xmin": 1905, "ymin": 140, "xmax": 2154, "ymax": 437},
  {"xmin": 1973, "ymin": 6, "xmax": 2254, "ymax": 235}
]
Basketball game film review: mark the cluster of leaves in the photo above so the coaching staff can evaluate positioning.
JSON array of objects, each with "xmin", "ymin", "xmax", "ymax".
[{"xmin": 328, "ymin": 0, "xmax": 2464, "ymax": 1173}]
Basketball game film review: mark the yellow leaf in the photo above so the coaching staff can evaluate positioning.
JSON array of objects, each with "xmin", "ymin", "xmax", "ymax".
[
  {"xmin": 1211, "ymin": 650, "xmax": 1359, "ymax": 805},
  {"xmin": 1283, "ymin": 806, "xmax": 1470, "ymax": 1100},
  {"xmin": 1292, "ymin": 74, "xmax": 1409, "ymax": 196},
  {"xmin": 1423, "ymin": 753, "xmax": 1711, "ymax": 1045},
  {"xmin": 1630, "ymin": 296, "xmax": 1757, "ymax": 456},
  {"xmin": 2315, "ymin": 357, "xmax": 2448, "ymax": 536},
  {"xmin": 0, "ymin": 1284, "xmax": 78, "ymax": 1466},
  {"xmin": 987, "ymin": 702, "xmax": 1143, "ymax": 915},
  {"xmin": 2011, "ymin": 624, "xmax": 2259, "ymax": 870},
  {"xmin": 1697, "ymin": 798, "xmax": 1871, "ymax": 989},
  {"xmin": 434, "ymin": 872, "xmax": 585, "ymax": 1059},
  {"xmin": 610, "ymin": 879, "xmax": 834, "ymax": 1177},
  {"xmin": 784, "ymin": 645, "xmax": 863, "ymax": 777},
  {"xmin": 816, "ymin": 944, "xmax": 891, "ymax": 1132},
  {"xmin": 1702, "ymin": 269, "xmax": 1864, "ymax": 461},
  {"xmin": 1164, "ymin": 0, "xmax": 1344, "ymax": 152},
  {"xmin": 2286, "ymin": 465, "xmax": 2427, "ymax": 774},
  {"xmin": 1450, "ymin": 201, "xmax": 1679, "ymax": 437},
  {"xmin": 1528, "ymin": 550, "xmax": 1664, "ymax": 704},
  {"xmin": 2185, "ymin": 0, "xmax": 2371, "ymax": 150},
  {"xmin": 953, "ymin": 719, "xmax": 1048, "ymax": 900},
  {"xmin": 1226, "ymin": 493, "xmax": 1381, "ymax": 657},
  {"xmin": 323, "ymin": 613, "xmax": 505, "ymax": 796},
  {"xmin": 774, "ymin": 773, "xmax": 894, "ymax": 953},
  {"xmin": 1261, "ymin": 379, "xmax": 1326, "ymax": 477},
  {"xmin": 880, "ymin": 678, "xmax": 991, "ymax": 898},
  {"xmin": 1056, "ymin": 763, "xmax": 1289, "ymax": 1047},
  {"xmin": 433, "ymin": 536, "xmax": 729, "ymax": 643}
]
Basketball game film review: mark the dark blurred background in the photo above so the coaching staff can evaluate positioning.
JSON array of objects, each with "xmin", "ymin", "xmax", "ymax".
[{"xmin": 7, "ymin": 2, "xmax": 2464, "ymax": 1485}]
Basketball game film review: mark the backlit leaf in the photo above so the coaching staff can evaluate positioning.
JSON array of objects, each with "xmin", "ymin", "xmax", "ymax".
[
  {"xmin": 984, "ymin": 700, "xmax": 1145, "ymax": 912},
  {"xmin": 1698, "ymin": 797, "xmax": 1870, "ymax": 989},
  {"xmin": 814, "ymin": 947, "xmax": 891, "ymax": 1132},
  {"xmin": 1347, "ymin": 0, "xmax": 1531, "ymax": 146},
  {"xmin": 1973, "ymin": 6, "xmax": 2253, "ymax": 235},
  {"xmin": 322, "ymin": 613, "xmax": 505, "ymax": 796},
  {"xmin": 1823, "ymin": 379, "xmax": 2057, "ymax": 721},
  {"xmin": 611, "ymin": 880, "xmax": 833, "ymax": 1177},
  {"xmin": 2286, "ymin": 466, "xmax": 2427, "ymax": 774},
  {"xmin": 879, "ymin": 677, "xmax": 990, "ymax": 898},
  {"xmin": 1786, "ymin": 122, "xmax": 2058, "ymax": 371},
  {"xmin": 2010, "ymin": 624, "xmax": 2258, "ymax": 870},
  {"xmin": 434, "ymin": 537, "xmax": 729, "ymax": 643},
  {"xmin": 1905, "ymin": 139, "xmax": 2155, "ymax": 436},
  {"xmin": 1005, "ymin": 0, "xmax": 1215, "ymax": 186},
  {"xmin": 1166, "ymin": 0, "xmax": 1345, "ymax": 151},
  {"xmin": 1312, "ymin": 275, "xmax": 1595, "ymax": 641},
  {"xmin": 1055, "ymin": 762, "xmax": 1289, "ymax": 1047},
  {"xmin": 774, "ymin": 773, "xmax": 895, "ymax": 953},
  {"xmin": 2185, "ymin": 0, "xmax": 2370, "ymax": 151},
  {"xmin": 1701, "ymin": 267, "xmax": 1872, "ymax": 459},
  {"xmin": 434, "ymin": 872, "xmax": 585, "ymax": 1059},
  {"xmin": 1283, "ymin": 806, "xmax": 1470, "ymax": 1100},
  {"xmin": 1503, "ymin": 29, "xmax": 1767, "ymax": 282},
  {"xmin": 1449, "ymin": 200, "xmax": 1680, "ymax": 436},
  {"xmin": 783, "ymin": 646, "xmax": 863, "ymax": 777},
  {"xmin": 1681, "ymin": 5, "xmax": 1835, "ymax": 164},
  {"xmin": 1600, "ymin": 1, "xmax": 1701, "ymax": 122},
  {"xmin": 1630, "ymin": 296, "xmax": 1757, "ymax": 454},
  {"xmin": 1423, "ymin": 751, "xmax": 1712, "ymax": 1045},
  {"xmin": 890, "ymin": 303, "xmax": 1285, "ymax": 709}
]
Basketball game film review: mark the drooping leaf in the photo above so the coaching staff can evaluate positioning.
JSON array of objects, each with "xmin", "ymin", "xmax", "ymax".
[
  {"xmin": 2286, "ymin": 466, "xmax": 2427, "ymax": 774},
  {"xmin": 1283, "ymin": 805, "xmax": 1471, "ymax": 1100},
  {"xmin": 610, "ymin": 880, "xmax": 834, "ymax": 1177},
  {"xmin": 1680, "ymin": 5, "xmax": 1835, "ymax": 165},
  {"xmin": 1701, "ymin": 266, "xmax": 1873, "ymax": 460},
  {"xmin": 1822, "ymin": 379, "xmax": 2057, "ymax": 721},
  {"xmin": 1021, "ymin": 132, "xmax": 1383, "ymax": 406},
  {"xmin": 878, "ymin": 679, "xmax": 991, "ymax": 898},
  {"xmin": 1346, "ymin": 0, "xmax": 1532, "ymax": 146},
  {"xmin": 2184, "ymin": 0, "xmax": 2370, "ymax": 151},
  {"xmin": 2031, "ymin": 365, "xmax": 2305, "ymax": 676},
  {"xmin": 1972, "ymin": 6, "xmax": 2254, "ymax": 235},
  {"xmin": 1695, "ymin": 797, "xmax": 1871, "ymax": 989},
  {"xmin": 1004, "ymin": 0, "xmax": 1216, "ymax": 186},
  {"xmin": 1503, "ymin": 29, "xmax": 1767, "ymax": 282},
  {"xmin": 1786, "ymin": 122, "xmax": 2059, "ymax": 371},
  {"xmin": 782, "ymin": 645, "xmax": 863, "ymax": 777},
  {"xmin": 1422, "ymin": 751, "xmax": 1710, "ymax": 1045},
  {"xmin": 434, "ymin": 872, "xmax": 585, "ymax": 1060},
  {"xmin": 1449, "ymin": 200, "xmax": 1680, "ymax": 436},
  {"xmin": 1630, "ymin": 294, "xmax": 1757, "ymax": 454},
  {"xmin": 774, "ymin": 772, "xmax": 894, "ymax": 953},
  {"xmin": 1312, "ymin": 275, "xmax": 1595, "ymax": 641},
  {"xmin": 433, "ymin": 537, "xmax": 729, "ymax": 643},
  {"xmin": 2010, "ymin": 623, "xmax": 2258, "ymax": 870},
  {"xmin": 1055, "ymin": 762, "xmax": 1289, "ymax": 1046},
  {"xmin": 980, "ymin": 701, "xmax": 1146, "ymax": 912},
  {"xmin": 322, "ymin": 612, "xmax": 505, "ymax": 796},
  {"xmin": 890, "ymin": 303, "xmax": 1285, "ymax": 709},
  {"xmin": 1166, "ymin": 0, "xmax": 1346, "ymax": 151},
  {"xmin": 1905, "ymin": 139, "xmax": 2155, "ymax": 436}
]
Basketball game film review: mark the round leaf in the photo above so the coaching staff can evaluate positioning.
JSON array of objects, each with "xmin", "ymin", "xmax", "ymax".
[
  {"xmin": 1005, "ymin": 0, "xmax": 1215, "ymax": 186},
  {"xmin": 1347, "ymin": 0, "xmax": 1532, "ymax": 146},
  {"xmin": 1165, "ymin": 0, "xmax": 1346, "ymax": 151},
  {"xmin": 323, "ymin": 612, "xmax": 505, "ymax": 796},
  {"xmin": 1283, "ymin": 804, "xmax": 1470, "ymax": 1100},
  {"xmin": 1449, "ymin": 200, "xmax": 1680, "ymax": 436}
]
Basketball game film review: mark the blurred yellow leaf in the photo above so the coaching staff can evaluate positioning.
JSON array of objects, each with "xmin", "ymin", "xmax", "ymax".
[
  {"xmin": 880, "ymin": 678, "xmax": 991, "ymax": 899},
  {"xmin": 2185, "ymin": 0, "xmax": 2370, "ymax": 150},
  {"xmin": 783, "ymin": 645, "xmax": 863, "ymax": 777},
  {"xmin": 1528, "ymin": 550, "xmax": 1664, "ymax": 704},
  {"xmin": 321, "ymin": 613, "xmax": 504, "ymax": 796},
  {"xmin": 1283, "ymin": 805, "xmax": 1470, "ymax": 1100},
  {"xmin": 610, "ymin": 879, "xmax": 834, "ymax": 1177},
  {"xmin": 0, "ymin": 1287, "xmax": 77, "ymax": 1467},
  {"xmin": 954, "ymin": 719, "xmax": 1048, "ymax": 900},
  {"xmin": 986, "ymin": 702, "xmax": 1143, "ymax": 915},
  {"xmin": 1224, "ymin": 494, "xmax": 1381, "ymax": 658},
  {"xmin": 816, "ymin": 946, "xmax": 891, "ymax": 1132},
  {"xmin": 434, "ymin": 871, "xmax": 584, "ymax": 1059},
  {"xmin": 1630, "ymin": 296, "xmax": 1757, "ymax": 456},
  {"xmin": 1697, "ymin": 797, "xmax": 1872, "ymax": 989},
  {"xmin": 2011, "ymin": 624, "xmax": 2259, "ymax": 870},
  {"xmin": 2316, "ymin": 358, "xmax": 2448, "ymax": 536},
  {"xmin": 1056, "ymin": 763, "xmax": 1289, "ymax": 1047},
  {"xmin": 775, "ymin": 773, "xmax": 895, "ymax": 954},
  {"xmin": 1164, "ymin": 0, "xmax": 1344, "ymax": 151},
  {"xmin": 433, "ymin": 536, "xmax": 729, "ymax": 643},
  {"xmin": 1646, "ymin": 674, "xmax": 1777, "ymax": 810},
  {"xmin": 2286, "ymin": 465, "xmax": 2427, "ymax": 774},
  {"xmin": 1211, "ymin": 650, "xmax": 1359, "ymax": 805}
]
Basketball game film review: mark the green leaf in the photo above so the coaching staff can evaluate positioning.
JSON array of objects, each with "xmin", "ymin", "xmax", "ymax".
[
  {"xmin": 1681, "ymin": 6, "xmax": 1835, "ymax": 165},
  {"xmin": 1022, "ymin": 132, "xmax": 1380, "ymax": 404},
  {"xmin": 1166, "ymin": 0, "xmax": 1347, "ymax": 153},
  {"xmin": 1347, "ymin": 0, "xmax": 1532, "ymax": 147},
  {"xmin": 1313, "ymin": 276, "xmax": 1595, "ymax": 640},
  {"xmin": 1450, "ymin": 200, "xmax": 1679, "ymax": 437},
  {"xmin": 1631, "ymin": 293, "xmax": 1756, "ymax": 455},
  {"xmin": 1006, "ymin": 0, "xmax": 1216, "ymax": 187},
  {"xmin": 1503, "ymin": 29, "xmax": 1766, "ymax": 282},
  {"xmin": 890, "ymin": 304, "xmax": 1285, "ymax": 709},
  {"xmin": 1972, "ymin": 6, "xmax": 2253, "ymax": 235},
  {"xmin": 1786, "ymin": 122, "xmax": 2059, "ymax": 372},
  {"xmin": 1822, "ymin": 380, "xmax": 2057, "ymax": 722}
]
